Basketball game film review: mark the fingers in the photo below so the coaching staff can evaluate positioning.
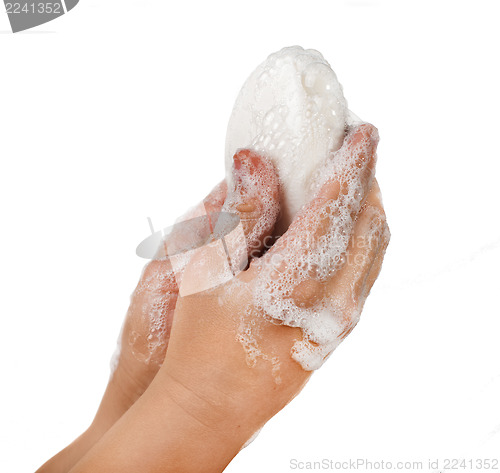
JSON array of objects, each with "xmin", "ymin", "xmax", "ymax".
[
  {"xmin": 123, "ymin": 260, "xmax": 178, "ymax": 366},
  {"xmin": 217, "ymin": 149, "xmax": 280, "ymax": 264},
  {"xmin": 362, "ymin": 225, "xmax": 390, "ymax": 299},
  {"xmin": 249, "ymin": 178, "xmax": 388, "ymax": 371},
  {"xmin": 359, "ymin": 181, "xmax": 390, "ymax": 300},
  {"xmin": 176, "ymin": 179, "xmax": 228, "ymax": 222},
  {"xmin": 244, "ymin": 124, "xmax": 380, "ymax": 368},
  {"xmin": 254, "ymin": 123, "xmax": 379, "ymax": 284},
  {"xmin": 326, "ymin": 180, "xmax": 389, "ymax": 338},
  {"xmin": 159, "ymin": 180, "xmax": 228, "ymax": 258},
  {"xmin": 122, "ymin": 179, "xmax": 230, "ymax": 366},
  {"xmin": 177, "ymin": 150, "xmax": 280, "ymax": 295},
  {"xmin": 203, "ymin": 180, "xmax": 228, "ymax": 214},
  {"xmin": 234, "ymin": 124, "xmax": 384, "ymax": 370},
  {"xmin": 131, "ymin": 177, "xmax": 229, "ymax": 296},
  {"xmin": 314, "ymin": 122, "xmax": 378, "ymax": 205}
]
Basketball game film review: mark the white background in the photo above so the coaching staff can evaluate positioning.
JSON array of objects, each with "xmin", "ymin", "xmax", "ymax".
[{"xmin": 1, "ymin": 0, "xmax": 500, "ymax": 471}]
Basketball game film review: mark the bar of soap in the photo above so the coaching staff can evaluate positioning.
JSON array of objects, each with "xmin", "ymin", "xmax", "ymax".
[{"xmin": 225, "ymin": 46, "xmax": 351, "ymax": 233}]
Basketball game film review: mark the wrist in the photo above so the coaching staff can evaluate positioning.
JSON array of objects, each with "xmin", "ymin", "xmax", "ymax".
[
  {"xmin": 159, "ymin": 368, "xmax": 254, "ymax": 450},
  {"xmin": 69, "ymin": 370, "xmax": 246, "ymax": 473}
]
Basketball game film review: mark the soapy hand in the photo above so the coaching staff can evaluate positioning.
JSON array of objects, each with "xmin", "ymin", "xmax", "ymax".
[
  {"xmin": 36, "ymin": 151, "xmax": 280, "ymax": 473},
  {"xmin": 101, "ymin": 146, "xmax": 282, "ymax": 421},
  {"xmin": 160, "ymin": 123, "xmax": 389, "ymax": 437},
  {"xmin": 68, "ymin": 124, "xmax": 389, "ymax": 473}
]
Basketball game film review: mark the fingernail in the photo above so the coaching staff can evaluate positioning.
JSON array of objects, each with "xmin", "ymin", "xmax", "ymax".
[
  {"xmin": 318, "ymin": 179, "xmax": 341, "ymax": 202},
  {"xmin": 233, "ymin": 155, "xmax": 242, "ymax": 170},
  {"xmin": 250, "ymin": 155, "xmax": 262, "ymax": 169},
  {"xmin": 236, "ymin": 201, "xmax": 256, "ymax": 213}
]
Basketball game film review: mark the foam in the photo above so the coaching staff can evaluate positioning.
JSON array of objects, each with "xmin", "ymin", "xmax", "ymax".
[
  {"xmin": 124, "ymin": 261, "xmax": 178, "ymax": 367},
  {"xmin": 252, "ymin": 199, "xmax": 386, "ymax": 371},
  {"xmin": 225, "ymin": 46, "xmax": 351, "ymax": 233},
  {"xmin": 227, "ymin": 47, "xmax": 384, "ymax": 371},
  {"xmin": 120, "ymin": 47, "xmax": 384, "ymax": 376}
]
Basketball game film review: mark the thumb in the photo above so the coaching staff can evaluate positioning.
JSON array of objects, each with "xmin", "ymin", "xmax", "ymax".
[{"xmin": 219, "ymin": 149, "xmax": 280, "ymax": 262}]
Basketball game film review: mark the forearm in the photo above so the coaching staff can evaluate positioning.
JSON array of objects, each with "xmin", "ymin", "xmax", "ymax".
[
  {"xmin": 35, "ymin": 422, "xmax": 105, "ymax": 473},
  {"xmin": 68, "ymin": 372, "xmax": 246, "ymax": 473},
  {"xmin": 36, "ymin": 368, "xmax": 142, "ymax": 473}
]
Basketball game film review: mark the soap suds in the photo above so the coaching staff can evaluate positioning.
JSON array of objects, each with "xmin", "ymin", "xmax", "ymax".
[
  {"xmin": 121, "ymin": 46, "xmax": 384, "ymax": 378},
  {"xmin": 226, "ymin": 46, "xmax": 355, "ymax": 234},
  {"xmin": 125, "ymin": 261, "xmax": 178, "ymax": 366},
  {"xmin": 227, "ymin": 46, "xmax": 383, "ymax": 371}
]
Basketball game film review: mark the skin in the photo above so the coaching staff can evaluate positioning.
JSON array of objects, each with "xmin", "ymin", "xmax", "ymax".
[
  {"xmin": 38, "ymin": 124, "xmax": 389, "ymax": 473},
  {"xmin": 36, "ymin": 148, "xmax": 278, "ymax": 473}
]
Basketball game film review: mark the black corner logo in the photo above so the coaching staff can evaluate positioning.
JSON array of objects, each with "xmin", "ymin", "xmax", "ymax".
[{"xmin": 3, "ymin": 0, "xmax": 79, "ymax": 33}]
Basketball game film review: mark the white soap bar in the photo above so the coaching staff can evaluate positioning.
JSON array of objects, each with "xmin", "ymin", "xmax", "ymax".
[{"xmin": 225, "ymin": 46, "xmax": 350, "ymax": 232}]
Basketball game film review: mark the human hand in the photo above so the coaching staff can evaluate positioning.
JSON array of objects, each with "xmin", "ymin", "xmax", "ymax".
[
  {"xmin": 69, "ymin": 124, "xmax": 390, "ymax": 473},
  {"xmin": 160, "ymin": 124, "xmax": 389, "ymax": 441},
  {"xmin": 36, "ymin": 149, "xmax": 280, "ymax": 473}
]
